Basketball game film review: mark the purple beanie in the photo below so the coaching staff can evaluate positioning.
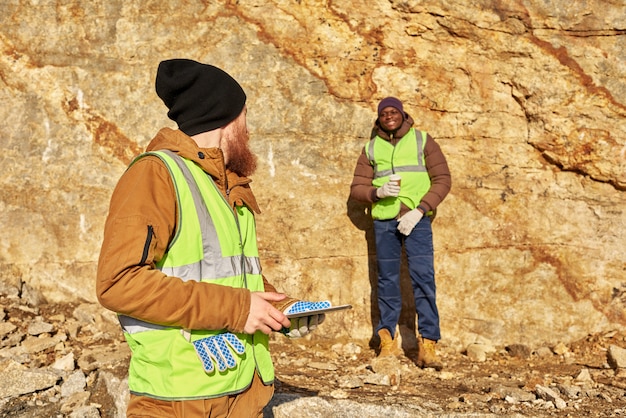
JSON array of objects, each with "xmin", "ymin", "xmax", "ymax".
[{"xmin": 377, "ymin": 97, "xmax": 404, "ymax": 116}]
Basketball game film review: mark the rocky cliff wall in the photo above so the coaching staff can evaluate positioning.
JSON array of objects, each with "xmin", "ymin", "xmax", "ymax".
[{"xmin": 0, "ymin": 0, "xmax": 624, "ymax": 348}]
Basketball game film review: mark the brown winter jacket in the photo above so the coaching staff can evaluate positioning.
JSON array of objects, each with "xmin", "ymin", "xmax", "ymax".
[
  {"xmin": 96, "ymin": 127, "xmax": 287, "ymax": 334},
  {"xmin": 349, "ymin": 114, "xmax": 451, "ymax": 218}
]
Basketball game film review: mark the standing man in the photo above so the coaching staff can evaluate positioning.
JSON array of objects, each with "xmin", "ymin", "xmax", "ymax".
[
  {"xmin": 97, "ymin": 58, "xmax": 328, "ymax": 417},
  {"xmin": 350, "ymin": 97, "xmax": 451, "ymax": 370}
]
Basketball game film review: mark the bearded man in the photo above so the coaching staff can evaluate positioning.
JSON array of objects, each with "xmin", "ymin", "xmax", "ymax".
[{"xmin": 97, "ymin": 59, "xmax": 327, "ymax": 417}]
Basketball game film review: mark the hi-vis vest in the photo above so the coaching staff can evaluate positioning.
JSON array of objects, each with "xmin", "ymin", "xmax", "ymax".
[
  {"xmin": 117, "ymin": 150, "xmax": 273, "ymax": 400},
  {"xmin": 366, "ymin": 128, "xmax": 432, "ymax": 220}
]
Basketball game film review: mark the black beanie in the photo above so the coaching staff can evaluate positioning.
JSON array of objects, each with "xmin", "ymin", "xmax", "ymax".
[{"xmin": 155, "ymin": 59, "xmax": 247, "ymax": 136}]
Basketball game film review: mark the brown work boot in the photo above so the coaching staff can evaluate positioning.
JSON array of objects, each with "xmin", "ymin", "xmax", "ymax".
[
  {"xmin": 417, "ymin": 337, "xmax": 443, "ymax": 370},
  {"xmin": 377, "ymin": 328, "xmax": 400, "ymax": 357}
]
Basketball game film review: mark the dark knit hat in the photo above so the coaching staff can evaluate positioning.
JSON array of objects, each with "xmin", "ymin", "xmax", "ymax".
[
  {"xmin": 155, "ymin": 59, "xmax": 247, "ymax": 136},
  {"xmin": 377, "ymin": 97, "xmax": 404, "ymax": 116}
]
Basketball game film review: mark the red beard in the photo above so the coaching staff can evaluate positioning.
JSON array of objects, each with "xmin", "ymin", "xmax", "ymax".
[{"xmin": 225, "ymin": 122, "xmax": 258, "ymax": 178}]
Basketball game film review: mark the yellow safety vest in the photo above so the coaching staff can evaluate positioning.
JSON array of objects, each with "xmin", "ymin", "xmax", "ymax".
[
  {"xmin": 118, "ymin": 150, "xmax": 273, "ymax": 400},
  {"xmin": 365, "ymin": 129, "xmax": 432, "ymax": 220}
]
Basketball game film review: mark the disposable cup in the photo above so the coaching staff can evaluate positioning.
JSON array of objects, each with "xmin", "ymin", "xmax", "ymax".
[{"xmin": 389, "ymin": 174, "xmax": 401, "ymax": 187}]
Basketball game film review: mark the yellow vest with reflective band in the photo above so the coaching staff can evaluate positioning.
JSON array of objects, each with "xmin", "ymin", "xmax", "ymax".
[
  {"xmin": 117, "ymin": 150, "xmax": 273, "ymax": 400},
  {"xmin": 365, "ymin": 128, "xmax": 432, "ymax": 220}
]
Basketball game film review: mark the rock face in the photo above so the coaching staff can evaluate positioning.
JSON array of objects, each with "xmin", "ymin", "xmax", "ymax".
[{"xmin": 0, "ymin": 1, "xmax": 624, "ymax": 348}]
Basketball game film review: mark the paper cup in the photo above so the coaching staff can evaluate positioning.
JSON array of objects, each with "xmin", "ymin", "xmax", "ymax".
[{"xmin": 389, "ymin": 174, "xmax": 401, "ymax": 187}]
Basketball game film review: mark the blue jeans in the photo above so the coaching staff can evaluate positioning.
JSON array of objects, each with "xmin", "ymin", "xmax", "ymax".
[{"xmin": 374, "ymin": 216, "xmax": 440, "ymax": 341}]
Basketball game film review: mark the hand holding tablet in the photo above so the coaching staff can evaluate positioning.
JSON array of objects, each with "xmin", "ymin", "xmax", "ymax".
[{"xmin": 280, "ymin": 301, "xmax": 352, "ymax": 338}]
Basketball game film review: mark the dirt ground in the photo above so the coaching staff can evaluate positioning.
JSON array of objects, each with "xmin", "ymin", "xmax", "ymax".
[
  {"xmin": 268, "ymin": 330, "xmax": 626, "ymax": 417},
  {"xmin": 2, "ymin": 300, "xmax": 626, "ymax": 417}
]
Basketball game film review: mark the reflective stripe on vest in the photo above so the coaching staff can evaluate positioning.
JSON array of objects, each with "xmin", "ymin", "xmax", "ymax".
[
  {"xmin": 366, "ymin": 129, "xmax": 432, "ymax": 220},
  {"xmin": 118, "ymin": 150, "xmax": 273, "ymax": 400}
]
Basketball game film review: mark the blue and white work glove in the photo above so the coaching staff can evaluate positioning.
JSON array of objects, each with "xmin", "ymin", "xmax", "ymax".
[
  {"xmin": 397, "ymin": 208, "xmax": 423, "ymax": 236},
  {"xmin": 190, "ymin": 332, "xmax": 246, "ymax": 373},
  {"xmin": 281, "ymin": 300, "xmax": 331, "ymax": 338}
]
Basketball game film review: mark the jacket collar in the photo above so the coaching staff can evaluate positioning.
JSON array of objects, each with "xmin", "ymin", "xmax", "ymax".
[{"xmin": 147, "ymin": 128, "xmax": 261, "ymax": 214}]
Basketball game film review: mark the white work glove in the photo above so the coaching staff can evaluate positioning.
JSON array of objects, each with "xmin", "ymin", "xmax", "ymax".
[
  {"xmin": 397, "ymin": 208, "xmax": 424, "ymax": 236},
  {"xmin": 376, "ymin": 181, "xmax": 400, "ymax": 198},
  {"xmin": 190, "ymin": 333, "xmax": 246, "ymax": 373},
  {"xmin": 281, "ymin": 300, "xmax": 330, "ymax": 338}
]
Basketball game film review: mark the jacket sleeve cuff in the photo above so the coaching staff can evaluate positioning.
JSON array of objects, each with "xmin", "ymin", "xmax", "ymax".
[{"xmin": 230, "ymin": 289, "xmax": 252, "ymax": 333}]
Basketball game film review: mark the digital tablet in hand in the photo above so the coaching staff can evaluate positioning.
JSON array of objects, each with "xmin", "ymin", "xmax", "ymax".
[{"xmin": 285, "ymin": 304, "xmax": 352, "ymax": 318}]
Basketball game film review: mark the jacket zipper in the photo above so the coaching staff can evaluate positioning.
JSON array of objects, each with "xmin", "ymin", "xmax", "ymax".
[
  {"xmin": 140, "ymin": 225, "xmax": 154, "ymax": 264},
  {"xmin": 390, "ymin": 133, "xmax": 397, "ymax": 174}
]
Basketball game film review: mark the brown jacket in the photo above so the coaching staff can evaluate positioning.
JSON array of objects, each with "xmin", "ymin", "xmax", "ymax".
[
  {"xmin": 96, "ymin": 128, "xmax": 286, "ymax": 334},
  {"xmin": 349, "ymin": 114, "xmax": 451, "ymax": 218}
]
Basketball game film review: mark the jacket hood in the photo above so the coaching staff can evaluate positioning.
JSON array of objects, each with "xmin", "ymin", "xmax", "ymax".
[{"xmin": 146, "ymin": 127, "xmax": 223, "ymax": 176}]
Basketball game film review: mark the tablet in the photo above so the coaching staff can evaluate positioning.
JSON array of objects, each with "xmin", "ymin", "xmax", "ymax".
[{"xmin": 285, "ymin": 304, "xmax": 352, "ymax": 318}]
